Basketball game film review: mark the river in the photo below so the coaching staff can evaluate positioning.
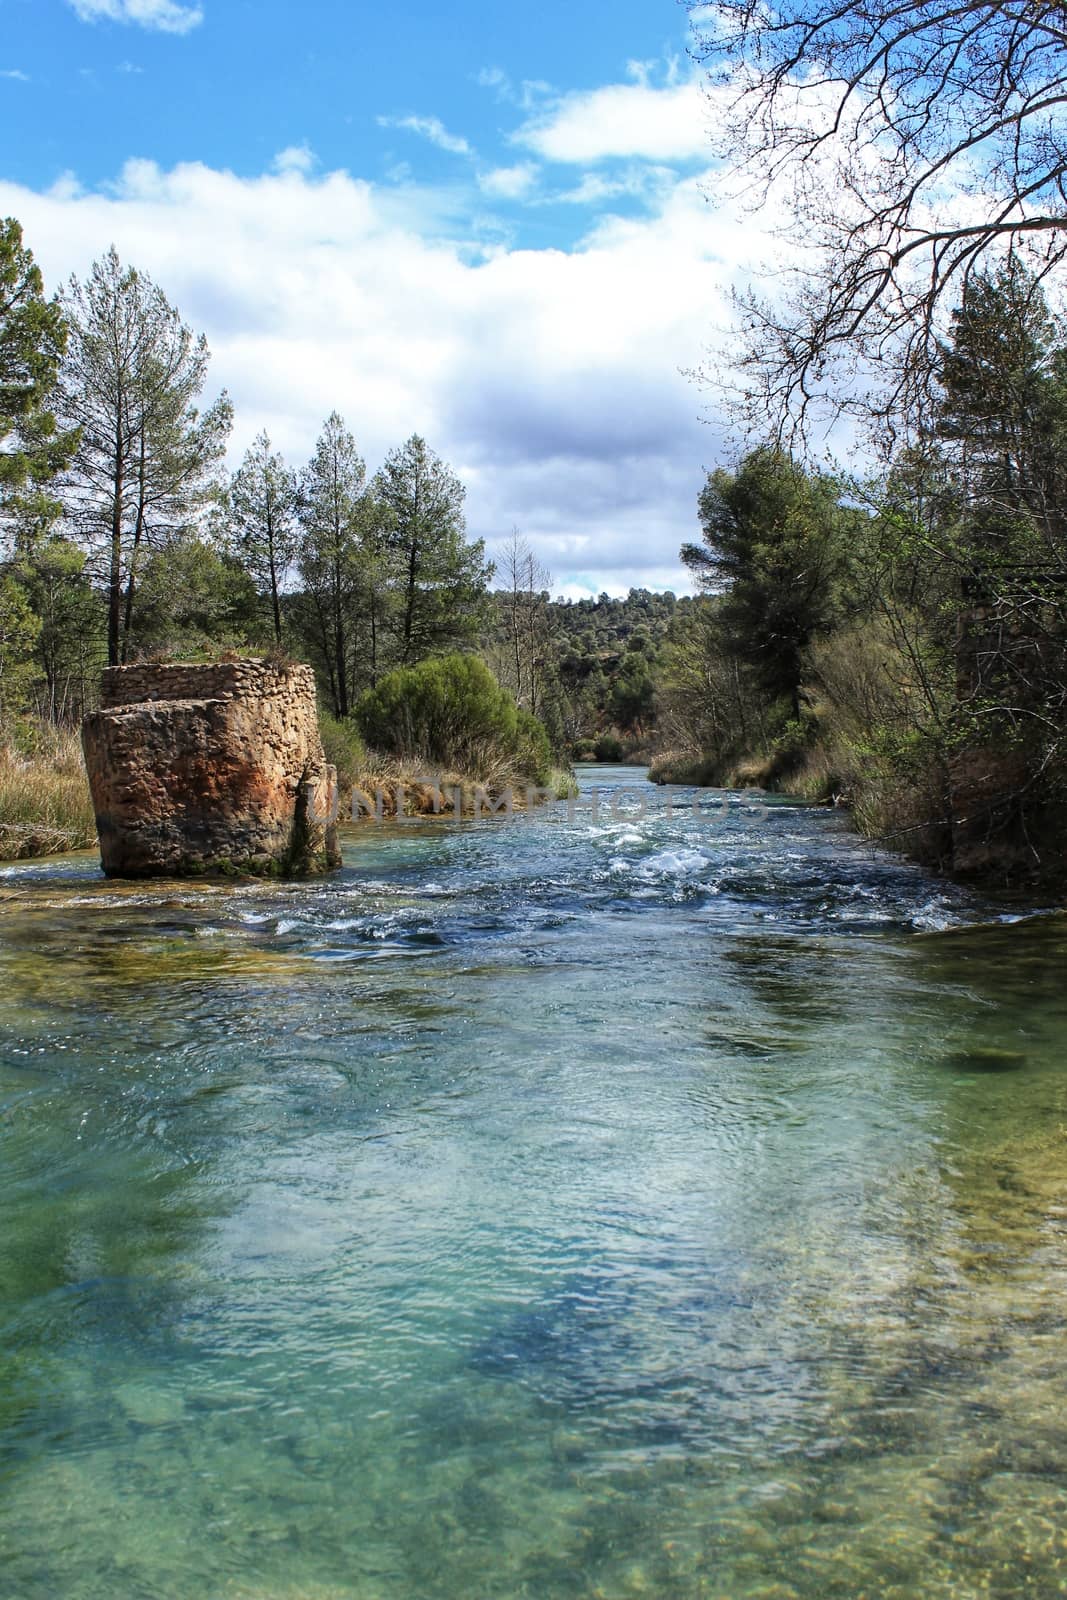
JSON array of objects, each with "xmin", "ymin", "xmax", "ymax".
[{"xmin": 1, "ymin": 765, "xmax": 1066, "ymax": 1599}]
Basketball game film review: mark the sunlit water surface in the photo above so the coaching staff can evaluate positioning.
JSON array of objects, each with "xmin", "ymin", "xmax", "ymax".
[{"xmin": 2, "ymin": 768, "xmax": 1067, "ymax": 1599}]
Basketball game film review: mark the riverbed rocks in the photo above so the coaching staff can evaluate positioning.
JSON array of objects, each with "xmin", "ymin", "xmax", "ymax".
[{"xmin": 81, "ymin": 659, "xmax": 341, "ymax": 878}]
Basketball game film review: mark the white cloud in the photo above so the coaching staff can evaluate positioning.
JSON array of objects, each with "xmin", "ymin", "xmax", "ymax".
[
  {"xmin": 476, "ymin": 67, "xmax": 553, "ymax": 112},
  {"xmin": 68, "ymin": 0, "xmax": 203, "ymax": 33},
  {"xmin": 517, "ymin": 79, "xmax": 711, "ymax": 164},
  {"xmin": 476, "ymin": 66, "xmax": 510, "ymax": 99},
  {"xmin": 478, "ymin": 163, "xmax": 538, "ymax": 201},
  {"xmin": 377, "ymin": 115, "xmax": 472, "ymax": 158},
  {"xmin": 273, "ymin": 144, "xmax": 316, "ymax": 176},
  {"xmin": 627, "ymin": 53, "xmax": 683, "ymax": 90},
  {"xmin": 554, "ymin": 165, "xmax": 676, "ymax": 207},
  {"xmin": 2, "ymin": 152, "xmax": 779, "ymax": 593},
  {"xmin": 1, "ymin": 69, "xmax": 30, "ymax": 82},
  {"xmin": 625, "ymin": 58, "xmax": 658, "ymax": 89}
]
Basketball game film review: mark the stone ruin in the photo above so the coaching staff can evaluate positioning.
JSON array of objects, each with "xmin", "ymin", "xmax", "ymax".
[{"xmin": 82, "ymin": 660, "xmax": 342, "ymax": 879}]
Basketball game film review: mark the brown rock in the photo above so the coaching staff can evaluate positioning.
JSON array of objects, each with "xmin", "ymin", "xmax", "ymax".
[{"xmin": 81, "ymin": 660, "xmax": 342, "ymax": 878}]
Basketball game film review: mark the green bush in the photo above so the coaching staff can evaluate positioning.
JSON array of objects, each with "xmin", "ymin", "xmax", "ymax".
[
  {"xmin": 355, "ymin": 654, "xmax": 551, "ymax": 783},
  {"xmin": 593, "ymin": 733, "xmax": 624, "ymax": 762},
  {"xmin": 318, "ymin": 710, "xmax": 366, "ymax": 791}
]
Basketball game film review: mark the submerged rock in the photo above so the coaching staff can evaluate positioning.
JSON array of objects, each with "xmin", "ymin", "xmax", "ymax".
[
  {"xmin": 82, "ymin": 660, "xmax": 341, "ymax": 879},
  {"xmin": 943, "ymin": 1046, "xmax": 1028, "ymax": 1074}
]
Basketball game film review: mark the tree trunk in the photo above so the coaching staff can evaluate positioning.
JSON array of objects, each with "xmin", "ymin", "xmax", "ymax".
[
  {"xmin": 120, "ymin": 440, "xmax": 148, "ymax": 664},
  {"xmin": 108, "ymin": 436, "xmax": 124, "ymax": 668},
  {"xmin": 402, "ymin": 476, "xmax": 421, "ymax": 663},
  {"xmin": 403, "ymin": 543, "xmax": 418, "ymax": 663},
  {"xmin": 332, "ymin": 528, "xmax": 348, "ymax": 718},
  {"xmin": 267, "ymin": 509, "xmax": 283, "ymax": 644},
  {"xmin": 269, "ymin": 556, "xmax": 283, "ymax": 644}
]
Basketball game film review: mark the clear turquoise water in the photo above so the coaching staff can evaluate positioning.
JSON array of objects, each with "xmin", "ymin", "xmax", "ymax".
[{"xmin": 2, "ymin": 767, "xmax": 1067, "ymax": 1599}]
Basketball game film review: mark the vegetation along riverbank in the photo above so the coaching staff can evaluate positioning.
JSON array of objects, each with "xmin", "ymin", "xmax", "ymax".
[
  {"xmin": 647, "ymin": 266, "xmax": 1067, "ymax": 894},
  {"xmin": 5, "ymin": 201, "xmax": 1067, "ymax": 892}
]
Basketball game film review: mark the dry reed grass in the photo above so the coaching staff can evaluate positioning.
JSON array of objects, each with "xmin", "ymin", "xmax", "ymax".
[{"xmin": 0, "ymin": 728, "xmax": 97, "ymax": 860}]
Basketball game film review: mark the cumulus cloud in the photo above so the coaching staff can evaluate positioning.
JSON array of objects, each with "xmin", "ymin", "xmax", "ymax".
[
  {"xmin": 67, "ymin": 0, "xmax": 204, "ymax": 34},
  {"xmin": 517, "ymin": 79, "xmax": 711, "ymax": 164},
  {"xmin": 377, "ymin": 115, "xmax": 472, "ymax": 157},
  {"xmin": 477, "ymin": 163, "xmax": 539, "ymax": 200},
  {"xmin": 2, "ymin": 152, "xmax": 775, "ymax": 593},
  {"xmin": 273, "ymin": 144, "xmax": 316, "ymax": 176}
]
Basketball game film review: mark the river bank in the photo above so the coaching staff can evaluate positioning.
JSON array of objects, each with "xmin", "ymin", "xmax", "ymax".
[
  {"xmin": 649, "ymin": 740, "xmax": 1067, "ymax": 895},
  {"xmin": 0, "ymin": 733, "xmax": 576, "ymax": 864},
  {"xmin": 0, "ymin": 732, "xmax": 98, "ymax": 860}
]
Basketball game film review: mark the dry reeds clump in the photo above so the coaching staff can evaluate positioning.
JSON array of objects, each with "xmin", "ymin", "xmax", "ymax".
[{"xmin": 0, "ymin": 728, "xmax": 97, "ymax": 860}]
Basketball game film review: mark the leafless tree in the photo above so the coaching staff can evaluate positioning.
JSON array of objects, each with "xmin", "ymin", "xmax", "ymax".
[
  {"xmin": 496, "ymin": 529, "xmax": 553, "ymax": 714},
  {"xmin": 690, "ymin": 0, "xmax": 1067, "ymax": 439}
]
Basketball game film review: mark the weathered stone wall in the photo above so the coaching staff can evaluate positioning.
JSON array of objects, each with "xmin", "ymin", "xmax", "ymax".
[
  {"xmin": 82, "ymin": 661, "xmax": 341, "ymax": 879},
  {"xmin": 99, "ymin": 659, "xmax": 317, "ymax": 711}
]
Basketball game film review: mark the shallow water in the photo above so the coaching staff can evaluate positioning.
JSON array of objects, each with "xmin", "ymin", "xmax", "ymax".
[{"xmin": 1, "ymin": 766, "xmax": 1066, "ymax": 1599}]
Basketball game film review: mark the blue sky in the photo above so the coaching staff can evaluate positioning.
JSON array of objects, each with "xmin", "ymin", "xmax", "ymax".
[{"xmin": 0, "ymin": 0, "xmax": 772, "ymax": 596}]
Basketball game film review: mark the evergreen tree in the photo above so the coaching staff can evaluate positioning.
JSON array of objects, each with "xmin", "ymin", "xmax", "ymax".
[
  {"xmin": 0, "ymin": 218, "xmax": 77, "ymax": 516},
  {"xmin": 352, "ymin": 490, "xmax": 400, "ymax": 689},
  {"xmin": 8, "ymin": 517, "xmax": 102, "ymax": 724},
  {"xmin": 0, "ymin": 571, "xmax": 39, "ymax": 721},
  {"xmin": 935, "ymin": 261, "xmax": 1067, "ymax": 580},
  {"xmin": 374, "ymin": 434, "xmax": 491, "ymax": 663},
  {"xmin": 132, "ymin": 539, "xmax": 259, "ymax": 658},
  {"xmin": 58, "ymin": 248, "xmax": 232, "ymax": 665},
  {"xmin": 609, "ymin": 647, "xmax": 657, "ymax": 733},
  {"xmin": 296, "ymin": 412, "xmax": 365, "ymax": 717},
  {"xmin": 928, "ymin": 264, "xmax": 1067, "ymax": 849},
  {"xmin": 227, "ymin": 430, "xmax": 298, "ymax": 644},
  {"xmin": 683, "ymin": 449, "xmax": 857, "ymax": 720}
]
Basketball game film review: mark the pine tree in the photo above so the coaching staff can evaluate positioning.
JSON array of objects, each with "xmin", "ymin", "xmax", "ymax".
[
  {"xmin": 58, "ymin": 248, "xmax": 232, "ymax": 665},
  {"xmin": 374, "ymin": 435, "xmax": 492, "ymax": 664},
  {"xmin": 683, "ymin": 449, "xmax": 857, "ymax": 720},
  {"xmin": 0, "ymin": 218, "xmax": 78, "ymax": 517},
  {"xmin": 227, "ymin": 431, "xmax": 298, "ymax": 644},
  {"xmin": 296, "ymin": 412, "xmax": 365, "ymax": 717}
]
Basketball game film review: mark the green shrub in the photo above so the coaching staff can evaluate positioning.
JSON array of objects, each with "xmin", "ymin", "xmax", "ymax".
[
  {"xmin": 548, "ymin": 767, "xmax": 580, "ymax": 799},
  {"xmin": 318, "ymin": 710, "xmax": 366, "ymax": 791},
  {"xmin": 355, "ymin": 654, "xmax": 551, "ymax": 783},
  {"xmin": 512, "ymin": 708, "xmax": 553, "ymax": 785},
  {"xmin": 593, "ymin": 733, "xmax": 624, "ymax": 762}
]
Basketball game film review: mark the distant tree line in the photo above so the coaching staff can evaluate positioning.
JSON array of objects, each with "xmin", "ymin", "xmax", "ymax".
[{"xmin": 480, "ymin": 547, "xmax": 693, "ymax": 753}]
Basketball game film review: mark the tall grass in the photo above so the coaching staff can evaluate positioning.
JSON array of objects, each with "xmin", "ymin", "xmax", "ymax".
[{"xmin": 0, "ymin": 728, "xmax": 97, "ymax": 860}]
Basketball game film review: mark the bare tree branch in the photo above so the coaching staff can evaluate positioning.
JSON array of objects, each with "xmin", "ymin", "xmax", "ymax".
[{"xmin": 690, "ymin": 0, "xmax": 1067, "ymax": 440}]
